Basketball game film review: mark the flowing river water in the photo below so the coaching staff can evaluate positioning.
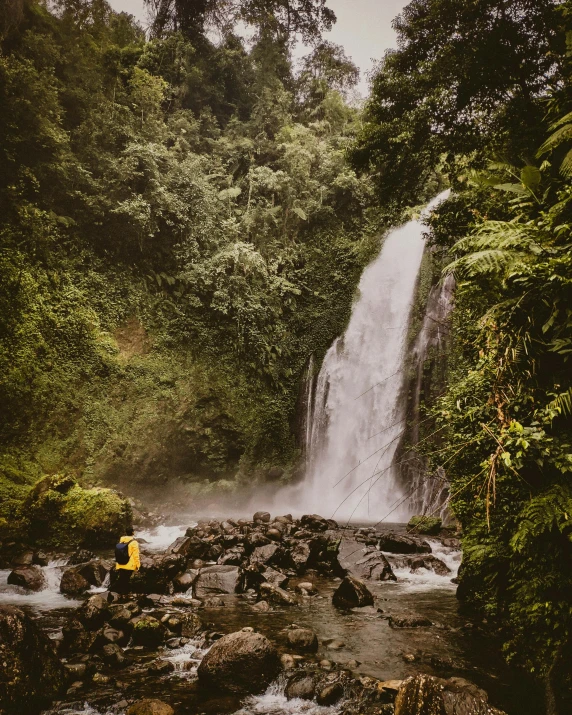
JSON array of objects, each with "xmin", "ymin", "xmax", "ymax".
[{"xmin": 0, "ymin": 194, "xmax": 543, "ymax": 714}]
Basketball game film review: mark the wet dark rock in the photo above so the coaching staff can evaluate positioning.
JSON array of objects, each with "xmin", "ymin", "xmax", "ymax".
[
  {"xmin": 441, "ymin": 538, "xmax": 461, "ymax": 549},
  {"xmin": 77, "ymin": 593, "xmax": 111, "ymax": 629},
  {"xmin": 131, "ymin": 615, "xmax": 166, "ymax": 647},
  {"xmin": 76, "ymin": 559, "xmax": 112, "ymax": 587},
  {"xmin": 130, "ymin": 553, "xmax": 186, "ymax": 594},
  {"xmin": 197, "ymin": 628, "xmax": 280, "ymax": 694},
  {"xmin": 166, "ymin": 637, "xmax": 182, "ymax": 648},
  {"xmin": 194, "ymin": 565, "xmax": 240, "ymax": 598},
  {"xmin": 252, "ymin": 600, "xmax": 271, "ymax": 612},
  {"xmin": 317, "ymin": 682, "xmax": 345, "ymax": 706},
  {"xmin": 378, "ymin": 533, "xmax": 431, "ymax": 555},
  {"xmin": 0, "ymin": 605, "xmax": 66, "ymax": 713},
  {"xmin": 290, "ymin": 541, "xmax": 311, "ymax": 571},
  {"xmin": 67, "ymin": 549, "xmax": 96, "ymax": 566},
  {"xmin": 101, "ymin": 642, "xmax": 126, "ymax": 666},
  {"xmin": 389, "ymin": 615, "xmax": 432, "ymax": 628},
  {"xmin": 62, "ymin": 619, "xmax": 100, "ymax": 653},
  {"xmin": 33, "ymin": 550, "xmax": 49, "ymax": 566},
  {"xmin": 259, "ymin": 581, "xmax": 296, "ymax": 606},
  {"xmin": 178, "ymin": 612, "xmax": 202, "ymax": 637},
  {"xmin": 218, "ymin": 547, "xmax": 246, "ymax": 566},
  {"xmin": 406, "ymin": 515, "xmax": 442, "ymax": 536},
  {"xmin": 12, "ymin": 550, "xmax": 34, "ymax": 566},
  {"xmin": 354, "ymin": 550, "xmax": 397, "ymax": 581},
  {"xmin": 7, "ymin": 565, "xmax": 46, "ymax": 591},
  {"xmin": 394, "ymin": 675, "xmax": 507, "ymax": 715},
  {"xmin": 108, "ymin": 601, "xmax": 140, "ymax": 629},
  {"xmin": 202, "ymin": 596, "xmax": 227, "ymax": 607},
  {"xmin": 285, "ymin": 673, "xmax": 316, "ymax": 700},
  {"xmin": 60, "ymin": 567, "xmax": 91, "ymax": 595},
  {"xmin": 410, "ymin": 555, "xmax": 451, "ymax": 576},
  {"xmin": 300, "ymin": 514, "xmax": 329, "ymax": 531},
  {"xmin": 250, "ymin": 543, "xmax": 281, "ymax": 566},
  {"xmin": 253, "ymin": 511, "xmax": 271, "ymax": 523},
  {"xmin": 64, "ymin": 662, "xmax": 87, "ymax": 678},
  {"xmin": 286, "ymin": 627, "xmax": 318, "ymax": 652},
  {"xmin": 173, "ymin": 571, "xmax": 197, "ymax": 591},
  {"xmin": 126, "ymin": 699, "xmax": 174, "ymax": 715},
  {"xmin": 262, "ymin": 567, "xmax": 288, "ymax": 588},
  {"xmin": 332, "ymin": 575, "xmax": 374, "ymax": 609},
  {"xmin": 148, "ymin": 659, "xmax": 175, "ymax": 675},
  {"xmin": 246, "ymin": 532, "xmax": 272, "ymax": 548},
  {"xmin": 267, "ymin": 528, "xmax": 283, "ymax": 541}
]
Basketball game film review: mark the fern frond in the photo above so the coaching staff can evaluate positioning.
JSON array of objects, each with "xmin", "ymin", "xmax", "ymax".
[
  {"xmin": 511, "ymin": 485, "xmax": 572, "ymax": 553},
  {"xmin": 560, "ymin": 148, "xmax": 572, "ymax": 178},
  {"xmin": 537, "ymin": 123, "xmax": 572, "ymax": 156},
  {"xmin": 549, "ymin": 388, "xmax": 572, "ymax": 416}
]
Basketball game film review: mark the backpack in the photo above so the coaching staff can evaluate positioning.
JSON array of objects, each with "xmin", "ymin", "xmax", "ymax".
[{"xmin": 114, "ymin": 538, "xmax": 133, "ymax": 565}]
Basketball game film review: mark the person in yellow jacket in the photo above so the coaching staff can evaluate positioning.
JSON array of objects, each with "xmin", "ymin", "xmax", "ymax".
[{"xmin": 111, "ymin": 526, "xmax": 140, "ymax": 594}]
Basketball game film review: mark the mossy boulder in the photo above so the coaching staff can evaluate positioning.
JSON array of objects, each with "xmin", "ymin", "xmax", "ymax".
[
  {"xmin": 23, "ymin": 474, "xmax": 132, "ymax": 548},
  {"xmin": 407, "ymin": 516, "xmax": 442, "ymax": 536},
  {"xmin": 0, "ymin": 605, "xmax": 66, "ymax": 712},
  {"xmin": 131, "ymin": 616, "xmax": 166, "ymax": 647}
]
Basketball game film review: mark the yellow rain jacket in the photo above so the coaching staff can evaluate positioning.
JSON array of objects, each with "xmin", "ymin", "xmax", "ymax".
[{"xmin": 116, "ymin": 536, "xmax": 140, "ymax": 571}]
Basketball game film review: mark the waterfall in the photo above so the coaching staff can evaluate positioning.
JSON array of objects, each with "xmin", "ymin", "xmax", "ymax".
[
  {"xmin": 277, "ymin": 191, "xmax": 450, "ymax": 522},
  {"xmin": 405, "ymin": 272, "xmax": 455, "ymax": 520}
]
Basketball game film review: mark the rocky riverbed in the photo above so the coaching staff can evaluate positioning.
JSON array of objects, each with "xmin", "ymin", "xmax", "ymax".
[{"xmin": 0, "ymin": 513, "xmax": 543, "ymax": 715}]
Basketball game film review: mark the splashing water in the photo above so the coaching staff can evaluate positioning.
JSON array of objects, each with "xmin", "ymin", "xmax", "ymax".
[
  {"xmin": 234, "ymin": 678, "xmax": 343, "ymax": 715},
  {"xmin": 0, "ymin": 560, "xmax": 81, "ymax": 611},
  {"xmin": 278, "ymin": 191, "xmax": 450, "ymax": 522},
  {"xmin": 136, "ymin": 523, "xmax": 192, "ymax": 551}
]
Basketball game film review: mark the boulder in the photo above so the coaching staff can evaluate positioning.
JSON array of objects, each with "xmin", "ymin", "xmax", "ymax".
[
  {"xmin": 218, "ymin": 547, "xmax": 246, "ymax": 566},
  {"xmin": 60, "ymin": 567, "xmax": 90, "ymax": 596},
  {"xmin": 259, "ymin": 581, "xmax": 296, "ymax": 606},
  {"xmin": 317, "ymin": 682, "xmax": 345, "ymax": 706},
  {"xmin": 389, "ymin": 615, "xmax": 432, "ymax": 628},
  {"xmin": 126, "ymin": 700, "xmax": 174, "ymax": 715},
  {"xmin": 394, "ymin": 675, "xmax": 507, "ymax": 715},
  {"xmin": 173, "ymin": 571, "xmax": 197, "ymax": 592},
  {"xmin": 179, "ymin": 612, "xmax": 202, "ymax": 637},
  {"xmin": 290, "ymin": 541, "xmax": 311, "ymax": 572},
  {"xmin": 130, "ymin": 553, "xmax": 186, "ymax": 594},
  {"xmin": 75, "ymin": 559, "xmax": 111, "ymax": 587},
  {"xmin": 250, "ymin": 544, "xmax": 280, "ymax": 567},
  {"xmin": 0, "ymin": 605, "xmax": 66, "ymax": 713},
  {"xmin": 287, "ymin": 627, "xmax": 318, "ymax": 652},
  {"xmin": 332, "ymin": 575, "xmax": 374, "ymax": 609},
  {"xmin": 101, "ymin": 643, "xmax": 126, "ymax": 667},
  {"xmin": 167, "ymin": 535, "xmax": 207, "ymax": 558},
  {"xmin": 7, "ymin": 566, "xmax": 46, "ymax": 592},
  {"xmin": 131, "ymin": 615, "xmax": 166, "ymax": 647},
  {"xmin": 194, "ymin": 565, "xmax": 240, "ymax": 598},
  {"xmin": 61, "ymin": 618, "xmax": 100, "ymax": 653},
  {"xmin": 253, "ymin": 511, "xmax": 271, "ymax": 523},
  {"xmin": 378, "ymin": 532, "xmax": 431, "ymax": 554},
  {"xmin": 300, "ymin": 514, "xmax": 329, "ymax": 531},
  {"xmin": 77, "ymin": 593, "xmax": 110, "ymax": 629},
  {"xmin": 67, "ymin": 549, "xmax": 96, "ymax": 566},
  {"xmin": 407, "ymin": 516, "xmax": 443, "ymax": 536},
  {"xmin": 262, "ymin": 567, "xmax": 288, "ymax": 588},
  {"xmin": 410, "ymin": 555, "xmax": 451, "ymax": 576},
  {"xmin": 197, "ymin": 629, "xmax": 280, "ymax": 694},
  {"xmin": 285, "ymin": 673, "xmax": 316, "ymax": 700},
  {"xmin": 354, "ymin": 550, "xmax": 397, "ymax": 581}
]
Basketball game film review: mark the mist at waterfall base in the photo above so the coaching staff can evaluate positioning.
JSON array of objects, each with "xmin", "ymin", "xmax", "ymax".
[{"xmin": 273, "ymin": 191, "xmax": 451, "ymax": 523}]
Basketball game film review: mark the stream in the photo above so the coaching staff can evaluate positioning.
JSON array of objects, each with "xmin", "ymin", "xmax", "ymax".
[{"xmin": 0, "ymin": 521, "xmax": 543, "ymax": 715}]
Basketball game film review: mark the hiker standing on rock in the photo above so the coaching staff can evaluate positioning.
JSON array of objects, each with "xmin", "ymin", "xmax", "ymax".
[{"xmin": 111, "ymin": 526, "xmax": 140, "ymax": 594}]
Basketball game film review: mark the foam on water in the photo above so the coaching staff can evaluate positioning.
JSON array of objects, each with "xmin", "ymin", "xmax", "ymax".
[
  {"xmin": 235, "ymin": 678, "xmax": 343, "ymax": 715},
  {"xmin": 391, "ymin": 538, "xmax": 461, "ymax": 593},
  {"xmin": 136, "ymin": 523, "xmax": 192, "ymax": 551},
  {"xmin": 0, "ymin": 560, "xmax": 81, "ymax": 611},
  {"xmin": 164, "ymin": 636, "xmax": 210, "ymax": 679}
]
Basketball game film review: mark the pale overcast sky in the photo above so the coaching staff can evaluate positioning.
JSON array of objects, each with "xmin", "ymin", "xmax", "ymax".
[{"xmin": 106, "ymin": 0, "xmax": 410, "ymax": 95}]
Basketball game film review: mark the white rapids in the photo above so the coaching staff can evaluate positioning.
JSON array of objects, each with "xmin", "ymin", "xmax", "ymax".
[{"xmin": 277, "ymin": 191, "xmax": 450, "ymax": 522}]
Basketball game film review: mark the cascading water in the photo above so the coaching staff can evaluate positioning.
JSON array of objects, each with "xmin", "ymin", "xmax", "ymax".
[{"xmin": 279, "ymin": 191, "xmax": 450, "ymax": 522}]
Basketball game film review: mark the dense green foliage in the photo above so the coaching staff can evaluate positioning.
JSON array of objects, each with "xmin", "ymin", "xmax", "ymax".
[
  {"xmin": 353, "ymin": 0, "xmax": 572, "ymax": 699},
  {"xmin": 0, "ymin": 0, "xmax": 381, "ymax": 514}
]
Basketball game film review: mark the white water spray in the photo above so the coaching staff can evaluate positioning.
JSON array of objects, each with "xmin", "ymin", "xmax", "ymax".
[{"xmin": 278, "ymin": 191, "xmax": 450, "ymax": 522}]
